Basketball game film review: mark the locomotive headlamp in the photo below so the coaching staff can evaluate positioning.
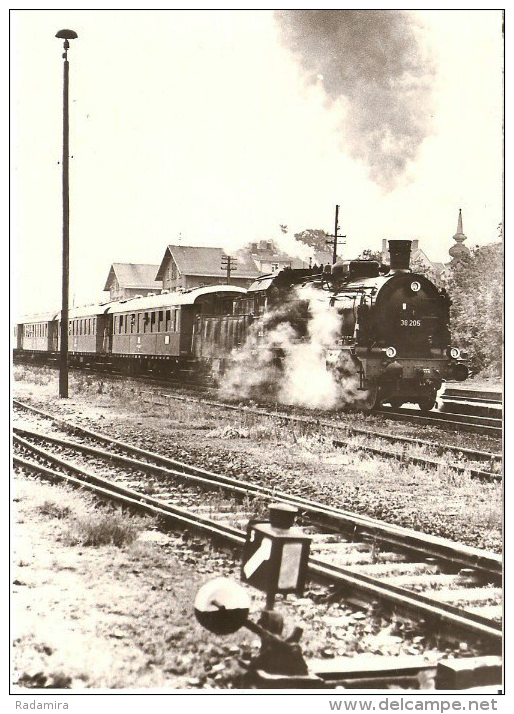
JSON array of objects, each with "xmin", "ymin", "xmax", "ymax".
[
  {"xmin": 449, "ymin": 347, "xmax": 460, "ymax": 359},
  {"xmin": 385, "ymin": 346, "xmax": 397, "ymax": 358},
  {"xmin": 410, "ymin": 281, "xmax": 421, "ymax": 293}
]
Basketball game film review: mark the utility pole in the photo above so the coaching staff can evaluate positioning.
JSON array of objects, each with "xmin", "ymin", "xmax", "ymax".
[
  {"xmin": 326, "ymin": 204, "xmax": 346, "ymax": 264},
  {"xmin": 56, "ymin": 29, "xmax": 78, "ymax": 399},
  {"xmin": 221, "ymin": 254, "xmax": 237, "ymax": 284}
]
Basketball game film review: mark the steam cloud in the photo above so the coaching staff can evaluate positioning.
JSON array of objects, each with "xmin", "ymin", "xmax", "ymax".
[
  {"xmin": 219, "ymin": 284, "xmax": 369, "ymax": 410},
  {"xmin": 275, "ymin": 10, "xmax": 434, "ymax": 190}
]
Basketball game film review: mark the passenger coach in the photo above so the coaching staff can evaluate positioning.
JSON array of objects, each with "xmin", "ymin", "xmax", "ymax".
[{"xmin": 106, "ymin": 285, "xmax": 247, "ymax": 374}]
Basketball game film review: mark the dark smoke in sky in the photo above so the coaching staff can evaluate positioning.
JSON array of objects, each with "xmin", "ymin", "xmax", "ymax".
[{"xmin": 275, "ymin": 10, "xmax": 434, "ymax": 190}]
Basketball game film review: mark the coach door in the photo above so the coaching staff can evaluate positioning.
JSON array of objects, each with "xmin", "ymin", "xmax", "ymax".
[
  {"xmin": 49, "ymin": 321, "xmax": 58, "ymax": 352},
  {"xmin": 103, "ymin": 316, "xmax": 113, "ymax": 354},
  {"xmin": 179, "ymin": 305, "xmax": 197, "ymax": 355}
]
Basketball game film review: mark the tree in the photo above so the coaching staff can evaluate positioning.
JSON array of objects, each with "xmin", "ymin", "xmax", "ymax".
[
  {"xmin": 446, "ymin": 242, "xmax": 503, "ymax": 377},
  {"xmin": 357, "ymin": 248, "xmax": 383, "ymax": 262},
  {"xmin": 294, "ymin": 229, "xmax": 330, "ymax": 252}
]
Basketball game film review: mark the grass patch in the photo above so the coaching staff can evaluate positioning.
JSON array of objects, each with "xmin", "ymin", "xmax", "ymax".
[
  {"xmin": 14, "ymin": 475, "xmax": 153, "ymax": 549},
  {"xmin": 37, "ymin": 500, "xmax": 73, "ymax": 520},
  {"xmin": 13, "ymin": 365, "xmax": 54, "ymax": 386},
  {"xmin": 63, "ymin": 510, "xmax": 149, "ymax": 548}
]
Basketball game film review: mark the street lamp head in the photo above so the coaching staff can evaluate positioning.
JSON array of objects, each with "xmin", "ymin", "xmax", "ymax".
[{"xmin": 56, "ymin": 29, "xmax": 78, "ymax": 39}]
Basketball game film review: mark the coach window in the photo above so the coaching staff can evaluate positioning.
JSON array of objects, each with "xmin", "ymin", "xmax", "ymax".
[
  {"xmin": 165, "ymin": 310, "xmax": 171, "ymax": 331},
  {"xmin": 151, "ymin": 312, "xmax": 157, "ymax": 333}
]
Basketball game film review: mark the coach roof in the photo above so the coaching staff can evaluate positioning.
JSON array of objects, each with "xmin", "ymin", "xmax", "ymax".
[{"xmin": 105, "ymin": 284, "xmax": 247, "ymax": 314}]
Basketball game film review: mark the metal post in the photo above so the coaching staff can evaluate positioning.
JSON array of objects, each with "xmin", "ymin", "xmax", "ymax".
[
  {"xmin": 333, "ymin": 204, "xmax": 339, "ymax": 265},
  {"xmin": 56, "ymin": 29, "xmax": 77, "ymax": 399},
  {"xmin": 265, "ymin": 591, "xmax": 276, "ymax": 610},
  {"xmin": 326, "ymin": 205, "xmax": 345, "ymax": 265}
]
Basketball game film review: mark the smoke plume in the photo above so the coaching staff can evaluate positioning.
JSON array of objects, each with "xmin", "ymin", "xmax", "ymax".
[
  {"xmin": 219, "ymin": 284, "xmax": 369, "ymax": 409},
  {"xmin": 275, "ymin": 10, "xmax": 434, "ymax": 190}
]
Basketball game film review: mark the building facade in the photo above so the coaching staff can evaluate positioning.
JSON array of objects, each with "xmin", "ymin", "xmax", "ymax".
[{"xmin": 103, "ymin": 264, "xmax": 161, "ymax": 301}]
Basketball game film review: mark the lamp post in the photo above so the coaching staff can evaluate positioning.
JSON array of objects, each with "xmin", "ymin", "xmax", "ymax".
[{"xmin": 55, "ymin": 29, "xmax": 77, "ymax": 398}]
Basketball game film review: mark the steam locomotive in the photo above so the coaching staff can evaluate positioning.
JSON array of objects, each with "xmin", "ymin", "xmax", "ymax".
[
  {"xmin": 14, "ymin": 240, "xmax": 468, "ymax": 411},
  {"xmin": 195, "ymin": 239, "xmax": 469, "ymax": 411}
]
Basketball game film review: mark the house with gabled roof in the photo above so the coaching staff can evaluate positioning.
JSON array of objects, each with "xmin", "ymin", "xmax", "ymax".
[
  {"xmin": 103, "ymin": 263, "xmax": 161, "ymax": 301},
  {"xmin": 155, "ymin": 241, "xmax": 337, "ymax": 293},
  {"xmin": 155, "ymin": 245, "xmax": 260, "ymax": 292}
]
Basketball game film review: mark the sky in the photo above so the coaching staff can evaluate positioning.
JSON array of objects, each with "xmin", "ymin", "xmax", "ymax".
[{"xmin": 11, "ymin": 9, "xmax": 503, "ymax": 315}]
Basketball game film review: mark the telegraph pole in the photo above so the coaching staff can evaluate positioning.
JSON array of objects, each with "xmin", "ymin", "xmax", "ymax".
[
  {"xmin": 326, "ymin": 204, "xmax": 345, "ymax": 264},
  {"xmin": 56, "ymin": 29, "xmax": 77, "ymax": 398},
  {"xmin": 221, "ymin": 254, "xmax": 237, "ymax": 284}
]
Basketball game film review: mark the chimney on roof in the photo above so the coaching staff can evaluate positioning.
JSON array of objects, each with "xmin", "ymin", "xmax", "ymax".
[{"xmin": 411, "ymin": 239, "xmax": 419, "ymax": 251}]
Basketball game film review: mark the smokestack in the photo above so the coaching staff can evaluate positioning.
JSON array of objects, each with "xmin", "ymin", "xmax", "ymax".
[{"xmin": 388, "ymin": 240, "xmax": 412, "ymax": 272}]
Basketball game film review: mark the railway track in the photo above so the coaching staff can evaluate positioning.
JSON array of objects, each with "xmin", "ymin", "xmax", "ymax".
[
  {"xmin": 377, "ymin": 406, "xmax": 502, "ymax": 438},
  {"xmin": 14, "ymin": 392, "xmax": 503, "ymax": 482},
  {"xmin": 111, "ymin": 372, "xmax": 505, "ymax": 436},
  {"xmin": 130, "ymin": 392, "xmax": 503, "ymax": 481},
  {"xmin": 13, "ymin": 400, "xmax": 502, "ymax": 650},
  {"xmin": 14, "ymin": 358, "xmax": 503, "ymax": 437}
]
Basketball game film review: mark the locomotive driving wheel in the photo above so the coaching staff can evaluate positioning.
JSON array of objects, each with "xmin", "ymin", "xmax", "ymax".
[
  {"xmin": 361, "ymin": 385, "xmax": 379, "ymax": 410},
  {"xmin": 417, "ymin": 396, "xmax": 436, "ymax": 413}
]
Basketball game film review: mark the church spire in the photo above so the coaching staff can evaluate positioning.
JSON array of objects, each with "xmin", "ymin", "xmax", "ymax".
[
  {"xmin": 455, "ymin": 209, "xmax": 464, "ymax": 239},
  {"xmin": 449, "ymin": 208, "xmax": 470, "ymax": 263}
]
